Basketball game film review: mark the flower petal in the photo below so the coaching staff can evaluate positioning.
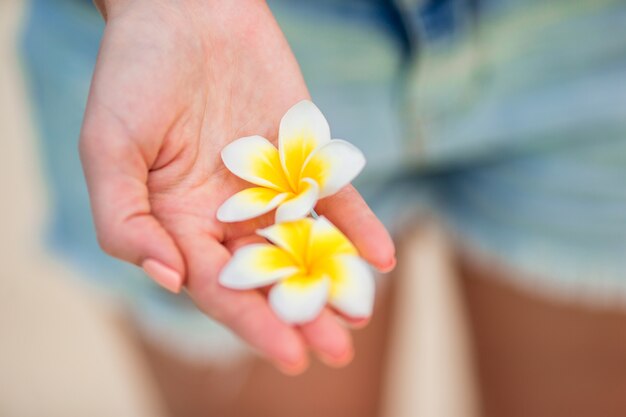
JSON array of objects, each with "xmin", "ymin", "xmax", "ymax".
[
  {"xmin": 269, "ymin": 275, "xmax": 330, "ymax": 324},
  {"xmin": 219, "ymin": 244, "xmax": 299, "ymax": 290},
  {"xmin": 217, "ymin": 187, "xmax": 289, "ymax": 223},
  {"xmin": 221, "ymin": 135, "xmax": 291, "ymax": 192},
  {"xmin": 279, "ymin": 100, "xmax": 331, "ymax": 189},
  {"xmin": 301, "ymin": 139, "xmax": 366, "ymax": 199},
  {"xmin": 308, "ymin": 216, "xmax": 357, "ymax": 265},
  {"xmin": 324, "ymin": 255, "xmax": 375, "ymax": 318},
  {"xmin": 256, "ymin": 218, "xmax": 314, "ymax": 265},
  {"xmin": 274, "ymin": 178, "xmax": 319, "ymax": 223}
]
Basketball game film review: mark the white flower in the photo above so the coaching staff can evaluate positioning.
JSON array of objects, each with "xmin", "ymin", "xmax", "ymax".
[
  {"xmin": 219, "ymin": 217, "xmax": 375, "ymax": 324},
  {"xmin": 217, "ymin": 100, "xmax": 365, "ymax": 223}
]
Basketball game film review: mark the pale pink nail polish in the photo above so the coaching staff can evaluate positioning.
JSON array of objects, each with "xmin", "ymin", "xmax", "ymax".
[
  {"xmin": 275, "ymin": 358, "xmax": 309, "ymax": 376},
  {"xmin": 316, "ymin": 346, "xmax": 354, "ymax": 368},
  {"xmin": 142, "ymin": 259, "xmax": 182, "ymax": 293},
  {"xmin": 378, "ymin": 256, "xmax": 397, "ymax": 273}
]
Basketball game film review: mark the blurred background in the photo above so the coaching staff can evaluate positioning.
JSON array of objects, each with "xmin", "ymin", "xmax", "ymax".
[{"xmin": 2, "ymin": 0, "xmax": 626, "ymax": 416}]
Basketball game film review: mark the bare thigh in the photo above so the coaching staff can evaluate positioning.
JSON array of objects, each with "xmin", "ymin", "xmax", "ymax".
[{"xmin": 459, "ymin": 252, "xmax": 626, "ymax": 417}]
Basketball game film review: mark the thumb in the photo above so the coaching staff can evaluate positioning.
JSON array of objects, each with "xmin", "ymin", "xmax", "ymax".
[{"xmin": 79, "ymin": 117, "xmax": 185, "ymax": 293}]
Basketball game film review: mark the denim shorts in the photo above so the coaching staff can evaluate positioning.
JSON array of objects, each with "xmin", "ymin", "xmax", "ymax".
[{"xmin": 21, "ymin": 0, "xmax": 626, "ymax": 352}]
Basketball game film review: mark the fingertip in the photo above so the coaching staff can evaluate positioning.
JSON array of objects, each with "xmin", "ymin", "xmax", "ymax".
[
  {"xmin": 316, "ymin": 344, "xmax": 354, "ymax": 368},
  {"xmin": 274, "ymin": 355, "xmax": 310, "ymax": 375},
  {"xmin": 376, "ymin": 254, "xmax": 397, "ymax": 273},
  {"xmin": 368, "ymin": 217, "xmax": 396, "ymax": 271},
  {"xmin": 270, "ymin": 327, "xmax": 310, "ymax": 375},
  {"xmin": 246, "ymin": 311, "xmax": 309, "ymax": 374},
  {"xmin": 340, "ymin": 316, "xmax": 371, "ymax": 329},
  {"xmin": 282, "ymin": 329, "xmax": 309, "ymax": 365},
  {"xmin": 299, "ymin": 309, "xmax": 354, "ymax": 367},
  {"xmin": 316, "ymin": 185, "xmax": 396, "ymax": 272},
  {"xmin": 142, "ymin": 258, "xmax": 183, "ymax": 293},
  {"xmin": 360, "ymin": 226, "xmax": 395, "ymax": 274},
  {"xmin": 234, "ymin": 307, "xmax": 310, "ymax": 374}
]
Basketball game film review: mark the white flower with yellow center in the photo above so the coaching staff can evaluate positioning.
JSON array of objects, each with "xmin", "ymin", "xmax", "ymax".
[
  {"xmin": 219, "ymin": 217, "xmax": 375, "ymax": 324},
  {"xmin": 217, "ymin": 100, "xmax": 366, "ymax": 223}
]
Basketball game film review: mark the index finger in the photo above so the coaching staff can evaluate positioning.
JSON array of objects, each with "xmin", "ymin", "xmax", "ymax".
[{"xmin": 315, "ymin": 185, "xmax": 396, "ymax": 272}]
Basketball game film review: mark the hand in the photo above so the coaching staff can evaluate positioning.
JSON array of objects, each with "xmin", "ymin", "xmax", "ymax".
[{"xmin": 80, "ymin": 0, "xmax": 395, "ymax": 373}]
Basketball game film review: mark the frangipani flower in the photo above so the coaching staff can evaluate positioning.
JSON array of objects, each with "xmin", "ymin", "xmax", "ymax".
[
  {"xmin": 217, "ymin": 100, "xmax": 366, "ymax": 223},
  {"xmin": 219, "ymin": 217, "xmax": 375, "ymax": 324}
]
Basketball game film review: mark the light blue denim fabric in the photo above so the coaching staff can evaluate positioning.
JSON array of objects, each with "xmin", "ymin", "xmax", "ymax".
[
  {"xmin": 397, "ymin": 0, "xmax": 626, "ymax": 291},
  {"xmin": 20, "ymin": 0, "xmax": 626, "ymax": 350}
]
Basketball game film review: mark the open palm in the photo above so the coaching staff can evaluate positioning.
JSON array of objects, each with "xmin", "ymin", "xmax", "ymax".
[{"xmin": 80, "ymin": 0, "xmax": 395, "ymax": 372}]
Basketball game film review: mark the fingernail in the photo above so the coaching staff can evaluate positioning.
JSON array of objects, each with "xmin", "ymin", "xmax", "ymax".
[
  {"xmin": 347, "ymin": 317, "xmax": 370, "ymax": 329},
  {"xmin": 142, "ymin": 259, "xmax": 183, "ymax": 293},
  {"xmin": 274, "ymin": 356, "xmax": 309, "ymax": 376},
  {"xmin": 335, "ymin": 315, "xmax": 370, "ymax": 329},
  {"xmin": 378, "ymin": 256, "xmax": 397, "ymax": 273},
  {"xmin": 316, "ymin": 346, "xmax": 354, "ymax": 368}
]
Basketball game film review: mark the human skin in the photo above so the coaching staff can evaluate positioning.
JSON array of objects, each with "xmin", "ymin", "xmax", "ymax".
[{"xmin": 81, "ymin": 0, "xmax": 396, "ymax": 373}]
